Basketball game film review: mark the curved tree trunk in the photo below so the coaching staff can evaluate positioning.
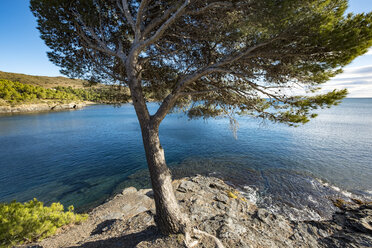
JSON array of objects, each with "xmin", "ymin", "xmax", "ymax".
[
  {"xmin": 140, "ymin": 122, "xmax": 189, "ymax": 234},
  {"xmin": 126, "ymin": 52, "xmax": 189, "ymax": 235}
]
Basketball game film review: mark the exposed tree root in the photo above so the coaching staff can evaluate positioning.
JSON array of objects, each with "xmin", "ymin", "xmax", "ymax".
[{"xmin": 183, "ymin": 227, "xmax": 225, "ymax": 248}]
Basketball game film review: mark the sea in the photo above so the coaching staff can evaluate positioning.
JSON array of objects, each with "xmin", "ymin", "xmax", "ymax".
[{"xmin": 0, "ymin": 98, "xmax": 371, "ymax": 220}]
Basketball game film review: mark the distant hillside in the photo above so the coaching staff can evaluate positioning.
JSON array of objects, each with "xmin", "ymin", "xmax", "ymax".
[
  {"xmin": 0, "ymin": 71, "xmax": 87, "ymax": 89},
  {"xmin": 0, "ymin": 72, "xmax": 131, "ymax": 109}
]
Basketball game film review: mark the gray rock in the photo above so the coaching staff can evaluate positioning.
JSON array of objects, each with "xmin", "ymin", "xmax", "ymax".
[
  {"xmin": 101, "ymin": 212, "xmax": 124, "ymax": 220},
  {"xmin": 0, "ymin": 102, "xmax": 87, "ymax": 114},
  {"xmin": 138, "ymin": 189, "xmax": 153, "ymax": 197},
  {"xmin": 214, "ymin": 193, "xmax": 229, "ymax": 204},
  {"xmin": 27, "ymin": 176, "xmax": 372, "ymax": 248},
  {"xmin": 256, "ymin": 208, "xmax": 271, "ymax": 222},
  {"xmin": 177, "ymin": 180, "xmax": 200, "ymax": 193},
  {"xmin": 122, "ymin": 186, "xmax": 137, "ymax": 194},
  {"xmin": 216, "ymin": 201, "xmax": 227, "ymax": 210}
]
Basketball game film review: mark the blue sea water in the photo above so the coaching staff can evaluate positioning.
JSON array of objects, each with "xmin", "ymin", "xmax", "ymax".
[{"xmin": 0, "ymin": 99, "xmax": 371, "ymax": 219}]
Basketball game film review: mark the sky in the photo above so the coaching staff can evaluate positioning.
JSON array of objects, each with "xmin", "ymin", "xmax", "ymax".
[{"xmin": 0, "ymin": 1, "xmax": 371, "ymax": 97}]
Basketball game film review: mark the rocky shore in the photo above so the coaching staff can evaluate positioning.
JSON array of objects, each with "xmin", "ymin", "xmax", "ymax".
[
  {"xmin": 0, "ymin": 102, "xmax": 89, "ymax": 114},
  {"xmin": 23, "ymin": 176, "xmax": 372, "ymax": 248}
]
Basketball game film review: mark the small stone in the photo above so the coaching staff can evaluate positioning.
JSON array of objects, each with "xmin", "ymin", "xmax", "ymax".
[
  {"xmin": 229, "ymin": 223, "xmax": 247, "ymax": 235},
  {"xmin": 143, "ymin": 215, "xmax": 154, "ymax": 224},
  {"xmin": 215, "ymin": 194, "xmax": 229, "ymax": 203},
  {"xmin": 209, "ymin": 181, "xmax": 227, "ymax": 191},
  {"xmin": 217, "ymin": 225, "xmax": 231, "ymax": 239},
  {"xmin": 256, "ymin": 209, "xmax": 270, "ymax": 223},
  {"xmin": 177, "ymin": 180, "xmax": 200, "ymax": 192},
  {"xmin": 194, "ymin": 197, "xmax": 205, "ymax": 205},
  {"xmin": 122, "ymin": 187, "xmax": 137, "ymax": 195},
  {"xmin": 102, "ymin": 212, "xmax": 123, "ymax": 220},
  {"xmin": 217, "ymin": 201, "xmax": 227, "ymax": 210}
]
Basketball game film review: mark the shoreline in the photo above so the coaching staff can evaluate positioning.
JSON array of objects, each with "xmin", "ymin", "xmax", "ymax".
[
  {"xmin": 23, "ymin": 175, "xmax": 372, "ymax": 248},
  {"xmin": 0, "ymin": 101, "xmax": 97, "ymax": 115}
]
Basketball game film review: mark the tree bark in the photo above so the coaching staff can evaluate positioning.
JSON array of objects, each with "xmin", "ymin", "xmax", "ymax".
[
  {"xmin": 139, "ymin": 121, "xmax": 189, "ymax": 234},
  {"xmin": 126, "ymin": 49, "xmax": 189, "ymax": 234}
]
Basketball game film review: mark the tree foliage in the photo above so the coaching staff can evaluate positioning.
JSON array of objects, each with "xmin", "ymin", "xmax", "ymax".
[
  {"xmin": 30, "ymin": 0, "xmax": 372, "ymax": 126},
  {"xmin": 0, "ymin": 199, "xmax": 87, "ymax": 247}
]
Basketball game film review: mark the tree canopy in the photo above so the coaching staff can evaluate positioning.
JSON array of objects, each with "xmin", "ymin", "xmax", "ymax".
[{"xmin": 31, "ymin": 0, "xmax": 372, "ymax": 126}]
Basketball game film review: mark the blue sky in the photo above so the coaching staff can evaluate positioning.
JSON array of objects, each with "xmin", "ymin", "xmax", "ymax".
[{"xmin": 0, "ymin": 0, "xmax": 371, "ymax": 97}]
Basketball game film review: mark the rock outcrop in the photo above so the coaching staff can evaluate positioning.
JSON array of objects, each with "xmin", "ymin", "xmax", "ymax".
[
  {"xmin": 24, "ymin": 176, "xmax": 372, "ymax": 248},
  {"xmin": 0, "ymin": 102, "xmax": 87, "ymax": 114}
]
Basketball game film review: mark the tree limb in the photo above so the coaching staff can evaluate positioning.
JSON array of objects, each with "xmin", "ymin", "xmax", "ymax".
[
  {"xmin": 187, "ymin": 2, "xmax": 234, "ymax": 15},
  {"xmin": 117, "ymin": 0, "xmax": 136, "ymax": 33},
  {"xmin": 214, "ymin": 38, "xmax": 282, "ymax": 68},
  {"xmin": 179, "ymin": 89, "xmax": 217, "ymax": 96},
  {"xmin": 140, "ymin": 0, "xmax": 190, "ymax": 49},
  {"xmin": 215, "ymin": 69, "xmax": 288, "ymax": 101},
  {"xmin": 142, "ymin": 4, "xmax": 180, "ymax": 38},
  {"xmin": 135, "ymin": 0, "xmax": 149, "ymax": 38},
  {"xmin": 72, "ymin": 11, "xmax": 125, "ymax": 60},
  {"xmin": 151, "ymin": 37, "xmax": 283, "ymax": 124},
  {"xmin": 151, "ymin": 66, "xmax": 225, "ymax": 125}
]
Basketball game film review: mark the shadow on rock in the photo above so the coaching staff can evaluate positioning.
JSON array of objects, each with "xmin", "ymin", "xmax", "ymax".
[
  {"xmin": 90, "ymin": 220, "xmax": 118, "ymax": 236},
  {"xmin": 316, "ymin": 202, "xmax": 372, "ymax": 247}
]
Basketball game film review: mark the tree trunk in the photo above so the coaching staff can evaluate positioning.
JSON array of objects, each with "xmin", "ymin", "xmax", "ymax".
[
  {"xmin": 140, "ymin": 121, "xmax": 189, "ymax": 234},
  {"xmin": 125, "ymin": 51, "xmax": 188, "ymax": 234}
]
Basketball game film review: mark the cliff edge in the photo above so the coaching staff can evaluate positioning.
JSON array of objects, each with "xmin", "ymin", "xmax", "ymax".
[{"xmin": 23, "ymin": 176, "xmax": 372, "ymax": 248}]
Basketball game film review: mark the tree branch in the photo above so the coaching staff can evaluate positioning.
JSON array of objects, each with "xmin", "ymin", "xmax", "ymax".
[
  {"xmin": 151, "ymin": 66, "xmax": 225, "ymax": 125},
  {"xmin": 75, "ymin": 25, "xmax": 115, "ymax": 56},
  {"xmin": 187, "ymin": 2, "xmax": 234, "ymax": 15},
  {"xmin": 208, "ymin": 67, "xmax": 287, "ymax": 101},
  {"xmin": 72, "ymin": 10, "xmax": 126, "ymax": 62},
  {"xmin": 117, "ymin": 0, "xmax": 136, "ymax": 33},
  {"xmin": 142, "ymin": 4, "xmax": 180, "ymax": 38},
  {"xmin": 92, "ymin": 56, "xmax": 126, "ymax": 83},
  {"xmin": 214, "ymin": 38, "xmax": 282, "ymax": 68},
  {"xmin": 151, "ymin": 37, "xmax": 283, "ymax": 124},
  {"xmin": 140, "ymin": 0, "xmax": 190, "ymax": 49},
  {"xmin": 135, "ymin": 0, "xmax": 149, "ymax": 38},
  {"xmin": 179, "ymin": 89, "xmax": 218, "ymax": 96}
]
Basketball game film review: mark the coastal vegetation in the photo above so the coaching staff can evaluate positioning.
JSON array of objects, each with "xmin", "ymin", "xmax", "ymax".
[
  {"xmin": 0, "ymin": 199, "xmax": 87, "ymax": 248},
  {"xmin": 0, "ymin": 70, "xmax": 86, "ymax": 89},
  {"xmin": 0, "ymin": 79, "xmax": 89, "ymax": 104},
  {"xmin": 0, "ymin": 79, "xmax": 130, "ymax": 106},
  {"xmin": 0, "ymin": 71, "xmax": 132, "ymax": 106},
  {"xmin": 30, "ymin": 0, "xmax": 372, "ymax": 246}
]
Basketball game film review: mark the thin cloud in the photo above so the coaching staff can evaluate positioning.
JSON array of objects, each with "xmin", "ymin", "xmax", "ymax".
[
  {"xmin": 325, "ymin": 81, "xmax": 371, "ymax": 87},
  {"xmin": 331, "ymin": 77, "xmax": 372, "ymax": 82},
  {"xmin": 323, "ymin": 65, "xmax": 372, "ymax": 97},
  {"xmin": 339, "ymin": 65, "xmax": 372, "ymax": 74},
  {"xmin": 350, "ymin": 65, "xmax": 372, "ymax": 74}
]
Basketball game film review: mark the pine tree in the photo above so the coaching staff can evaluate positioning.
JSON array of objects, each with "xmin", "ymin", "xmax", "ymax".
[{"xmin": 30, "ymin": 0, "xmax": 372, "ymax": 240}]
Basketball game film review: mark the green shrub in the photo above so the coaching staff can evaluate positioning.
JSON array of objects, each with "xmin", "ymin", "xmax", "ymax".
[
  {"xmin": 0, "ymin": 79, "xmax": 79, "ymax": 104},
  {"xmin": 0, "ymin": 79, "xmax": 130, "ymax": 105},
  {"xmin": 0, "ymin": 199, "xmax": 88, "ymax": 247}
]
